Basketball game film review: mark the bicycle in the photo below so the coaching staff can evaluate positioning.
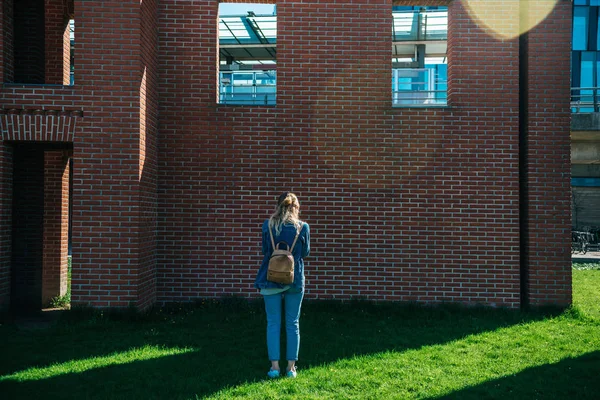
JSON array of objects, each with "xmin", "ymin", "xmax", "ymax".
[{"xmin": 572, "ymin": 231, "xmax": 590, "ymax": 255}]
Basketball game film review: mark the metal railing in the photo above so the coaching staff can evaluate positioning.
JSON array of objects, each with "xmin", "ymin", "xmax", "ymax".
[
  {"xmin": 392, "ymin": 90, "xmax": 447, "ymax": 106},
  {"xmin": 219, "ymin": 70, "xmax": 276, "ymax": 105},
  {"xmin": 571, "ymin": 87, "xmax": 600, "ymax": 113},
  {"xmin": 219, "ymin": 91, "xmax": 276, "ymax": 105},
  {"xmin": 392, "ymin": 68, "xmax": 447, "ymax": 106}
]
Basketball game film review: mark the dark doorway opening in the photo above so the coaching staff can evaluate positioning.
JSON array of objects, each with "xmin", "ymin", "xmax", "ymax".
[{"xmin": 10, "ymin": 142, "xmax": 72, "ymax": 314}]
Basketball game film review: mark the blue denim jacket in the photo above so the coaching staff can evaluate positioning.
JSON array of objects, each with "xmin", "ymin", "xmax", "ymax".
[{"xmin": 254, "ymin": 220, "xmax": 310, "ymax": 291}]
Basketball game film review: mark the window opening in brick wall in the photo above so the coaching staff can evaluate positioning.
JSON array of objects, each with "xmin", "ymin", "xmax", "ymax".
[
  {"xmin": 392, "ymin": 6, "xmax": 447, "ymax": 106},
  {"xmin": 7, "ymin": 0, "xmax": 74, "ymax": 85},
  {"xmin": 70, "ymin": 19, "xmax": 75, "ymax": 85},
  {"xmin": 218, "ymin": 3, "xmax": 276, "ymax": 105}
]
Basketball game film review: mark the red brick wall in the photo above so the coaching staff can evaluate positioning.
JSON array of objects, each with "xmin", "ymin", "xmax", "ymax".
[
  {"xmin": 154, "ymin": 0, "xmax": 558, "ymax": 308},
  {"xmin": 447, "ymin": 1, "xmax": 522, "ymax": 305},
  {"xmin": 0, "ymin": 142, "xmax": 12, "ymax": 312},
  {"xmin": 524, "ymin": 0, "xmax": 572, "ymax": 307},
  {"xmin": 42, "ymin": 150, "xmax": 70, "ymax": 306},
  {"xmin": 0, "ymin": 0, "xmax": 572, "ymax": 310},
  {"xmin": 158, "ymin": 0, "xmax": 215, "ymax": 301}
]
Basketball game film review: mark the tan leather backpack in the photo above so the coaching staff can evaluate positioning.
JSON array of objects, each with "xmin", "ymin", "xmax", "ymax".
[{"xmin": 267, "ymin": 224, "xmax": 302, "ymax": 284}]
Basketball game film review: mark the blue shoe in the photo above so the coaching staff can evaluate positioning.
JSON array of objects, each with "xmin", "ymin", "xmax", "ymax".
[
  {"xmin": 286, "ymin": 369, "xmax": 297, "ymax": 378},
  {"xmin": 267, "ymin": 369, "xmax": 280, "ymax": 379}
]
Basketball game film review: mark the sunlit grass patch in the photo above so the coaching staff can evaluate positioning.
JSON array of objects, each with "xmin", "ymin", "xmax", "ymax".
[
  {"xmin": 0, "ymin": 345, "xmax": 195, "ymax": 382},
  {"xmin": 206, "ymin": 315, "xmax": 600, "ymax": 400},
  {"xmin": 573, "ymin": 267, "xmax": 600, "ymax": 320}
]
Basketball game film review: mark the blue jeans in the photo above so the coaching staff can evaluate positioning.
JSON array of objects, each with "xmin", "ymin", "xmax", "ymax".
[{"xmin": 263, "ymin": 288, "xmax": 304, "ymax": 361}]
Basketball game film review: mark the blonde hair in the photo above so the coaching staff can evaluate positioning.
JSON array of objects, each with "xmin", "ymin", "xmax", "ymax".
[{"xmin": 269, "ymin": 192, "xmax": 301, "ymax": 235}]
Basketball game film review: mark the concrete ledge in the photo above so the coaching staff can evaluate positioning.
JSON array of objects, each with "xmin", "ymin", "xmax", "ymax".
[{"xmin": 572, "ymin": 113, "xmax": 600, "ymax": 131}]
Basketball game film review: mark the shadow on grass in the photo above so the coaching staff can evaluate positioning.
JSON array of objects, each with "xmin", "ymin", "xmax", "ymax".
[
  {"xmin": 0, "ymin": 299, "xmax": 565, "ymax": 400},
  {"xmin": 433, "ymin": 351, "xmax": 600, "ymax": 400}
]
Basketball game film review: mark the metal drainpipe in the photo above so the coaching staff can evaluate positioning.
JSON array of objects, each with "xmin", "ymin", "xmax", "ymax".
[{"xmin": 518, "ymin": 0, "xmax": 530, "ymax": 310}]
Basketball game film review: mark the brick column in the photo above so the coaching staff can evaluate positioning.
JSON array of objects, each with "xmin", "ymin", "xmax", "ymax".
[
  {"xmin": 1, "ymin": 0, "xmax": 14, "ymax": 82},
  {"xmin": 446, "ymin": 0, "xmax": 522, "ymax": 307},
  {"xmin": 523, "ymin": 0, "xmax": 572, "ymax": 307},
  {"xmin": 138, "ymin": 0, "xmax": 159, "ymax": 309},
  {"xmin": 0, "ymin": 142, "xmax": 12, "ymax": 312},
  {"xmin": 72, "ymin": 0, "xmax": 158, "ymax": 309},
  {"xmin": 42, "ymin": 150, "xmax": 70, "ymax": 306},
  {"xmin": 45, "ymin": 0, "xmax": 70, "ymax": 85}
]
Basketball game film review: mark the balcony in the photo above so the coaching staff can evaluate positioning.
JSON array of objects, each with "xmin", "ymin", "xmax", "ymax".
[
  {"xmin": 219, "ymin": 69, "xmax": 276, "ymax": 106},
  {"xmin": 572, "ymin": 87, "xmax": 600, "ymax": 113}
]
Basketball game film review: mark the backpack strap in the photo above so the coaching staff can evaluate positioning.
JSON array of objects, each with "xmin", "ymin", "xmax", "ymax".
[
  {"xmin": 289, "ymin": 223, "xmax": 303, "ymax": 252},
  {"xmin": 269, "ymin": 223, "xmax": 303, "ymax": 252},
  {"xmin": 268, "ymin": 225, "xmax": 277, "ymax": 250}
]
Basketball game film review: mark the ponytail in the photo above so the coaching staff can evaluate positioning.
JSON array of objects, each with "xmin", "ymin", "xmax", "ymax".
[{"xmin": 268, "ymin": 192, "xmax": 301, "ymax": 235}]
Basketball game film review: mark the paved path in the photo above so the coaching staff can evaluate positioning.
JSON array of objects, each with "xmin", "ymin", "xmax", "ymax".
[{"xmin": 572, "ymin": 251, "xmax": 600, "ymax": 262}]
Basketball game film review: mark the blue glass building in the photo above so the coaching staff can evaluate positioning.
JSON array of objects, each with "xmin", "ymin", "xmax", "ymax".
[
  {"xmin": 572, "ymin": 0, "xmax": 600, "ymax": 111},
  {"xmin": 572, "ymin": 1, "xmax": 600, "ymax": 230}
]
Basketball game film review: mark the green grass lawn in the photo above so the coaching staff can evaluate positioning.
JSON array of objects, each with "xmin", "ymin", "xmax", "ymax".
[{"xmin": 1, "ymin": 266, "xmax": 599, "ymax": 400}]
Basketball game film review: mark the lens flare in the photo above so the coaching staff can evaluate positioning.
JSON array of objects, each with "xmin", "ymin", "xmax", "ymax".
[{"xmin": 464, "ymin": 0, "xmax": 559, "ymax": 40}]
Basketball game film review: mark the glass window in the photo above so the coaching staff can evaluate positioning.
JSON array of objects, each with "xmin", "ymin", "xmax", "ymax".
[
  {"xmin": 574, "ymin": 0, "xmax": 588, "ymax": 5},
  {"xmin": 431, "ymin": 63, "xmax": 447, "ymax": 103},
  {"xmin": 572, "ymin": 52, "xmax": 600, "ymax": 112},
  {"xmin": 596, "ymin": 12, "xmax": 600, "ymax": 51},
  {"xmin": 392, "ymin": 6, "xmax": 447, "ymax": 107},
  {"xmin": 70, "ymin": 19, "xmax": 75, "ymax": 85},
  {"xmin": 581, "ymin": 52, "xmax": 595, "ymax": 88},
  {"xmin": 572, "ymin": 178, "xmax": 600, "ymax": 187},
  {"xmin": 218, "ymin": 3, "xmax": 277, "ymax": 105},
  {"xmin": 596, "ymin": 54, "xmax": 600, "ymax": 88},
  {"xmin": 573, "ymin": 7, "xmax": 589, "ymax": 51},
  {"xmin": 573, "ymin": 52, "xmax": 581, "ymax": 88}
]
